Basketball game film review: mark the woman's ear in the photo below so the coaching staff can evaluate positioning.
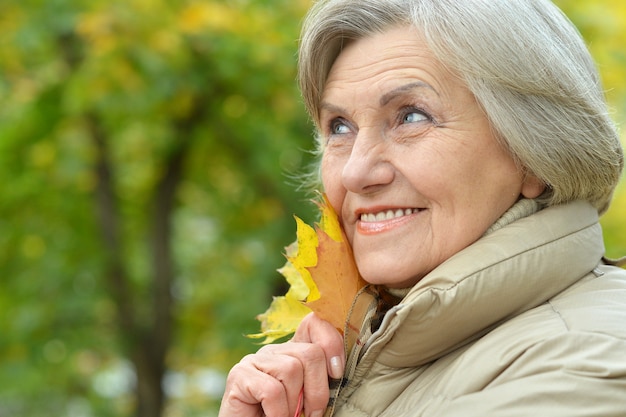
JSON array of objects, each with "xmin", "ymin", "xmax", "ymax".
[{"xmin": 521, "ymin": 174, "xmax": 546, "ymax": 199}]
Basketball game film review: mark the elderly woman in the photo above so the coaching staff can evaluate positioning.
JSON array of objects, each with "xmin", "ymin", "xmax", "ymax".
[{"xmin": 219, "ymin": 0, "xmax": 626, "ymax": 416}]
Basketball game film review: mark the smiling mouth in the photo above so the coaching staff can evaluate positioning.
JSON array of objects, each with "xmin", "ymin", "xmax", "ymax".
[{"xmin": 360, "ymin": 208, "xmax": 421, "ymax": 223}]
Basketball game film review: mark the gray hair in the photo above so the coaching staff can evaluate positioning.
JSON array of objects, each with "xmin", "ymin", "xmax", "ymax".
[{"xmin": 298, "ymin": 0, "xmax": 623, "ymax": 214}]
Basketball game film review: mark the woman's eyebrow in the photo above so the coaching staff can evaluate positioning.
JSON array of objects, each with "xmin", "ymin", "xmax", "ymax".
[
  {"xmin": 319, "ymin": 81, "xmax": 438, "ymax": 115},
  {"xmin": 379, "ymin": 81, "xmax": 438, "ymax": 106},
  {"xmin": 319, "ymin": 101, "xmax": 346, "ymax": 116}
]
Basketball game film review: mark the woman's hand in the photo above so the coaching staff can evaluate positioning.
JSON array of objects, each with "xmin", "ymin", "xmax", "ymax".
[{"xmin": 218, "ymin": 313, "xmax": 345, "ymax": 417}]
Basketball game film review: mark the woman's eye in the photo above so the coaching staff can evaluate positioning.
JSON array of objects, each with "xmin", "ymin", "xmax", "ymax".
[
  {"xmin": 330, "ymin": 119, "xmax": 351, "ymax": 135},
  {"xmin": 402, "ymin": 110, "xmax": 428, "ymax": 124}
]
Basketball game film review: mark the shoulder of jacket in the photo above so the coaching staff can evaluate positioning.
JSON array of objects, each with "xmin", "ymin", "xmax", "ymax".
[{"xmin": 547, "ymin": 267, "xmax": 626, "ymax": 338}]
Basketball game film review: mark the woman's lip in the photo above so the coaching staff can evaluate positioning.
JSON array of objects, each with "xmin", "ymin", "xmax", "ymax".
[
  {"xmin": 359, "ymin": 208, "xmax": 421, "ymax": 223},
  {"xmin": 356, "ymin": 208, "xmax": 423, "ymax": 234}
]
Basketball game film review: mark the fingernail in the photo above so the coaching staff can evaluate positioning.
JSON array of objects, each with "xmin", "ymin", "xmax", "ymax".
[
  {"xmin": 330, "ymin": 356, "xmax": 344, "ymax": 379},
  {"xmin": 311, "ymin": 410, "xmax": 324, "ymax": 417}
]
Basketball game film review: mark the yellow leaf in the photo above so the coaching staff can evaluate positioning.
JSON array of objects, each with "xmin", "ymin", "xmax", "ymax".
[
  {"xmin": 248, "ymin": 295, "xmax": 312, "ymax": 344},
  {"xmin": 317, "ymin": 194, "xmax": 343, "ymax": 242},
  {"xmin": 288, "ymin": 216, "xmax": 320, "ymax": 301},
  {"xmin": 277, "ymin": 258, "xmax": 309, "ymax": 301},
  {"xmin": 249, "ymin": 194, "xmax": 365, "ymax": 342}
]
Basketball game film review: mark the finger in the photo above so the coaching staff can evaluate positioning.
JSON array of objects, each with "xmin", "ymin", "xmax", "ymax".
[
  {"xmin": 258, "ymin": 342, "xmax": 331, "ymax": 416},
  {"xmin": 220, "ymin": 358, "xmax": 291, "ymax": 417},
  {"xmin": 293, "ymin": 313, "xmax": 345, "ymax": 379},
  {"xmin": 249, "ymin": 348, "xmax": 305, "ymax": 416}
]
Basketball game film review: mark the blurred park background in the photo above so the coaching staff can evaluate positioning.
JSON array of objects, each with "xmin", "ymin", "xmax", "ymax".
[{"xmin": 0, "ymin": 0, "xmax": 624, "ymax": 416}]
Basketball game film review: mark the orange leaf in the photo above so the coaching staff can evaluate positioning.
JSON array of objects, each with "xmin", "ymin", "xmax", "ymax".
[
  {"xmin": 305, "ymin": 197, "xmax": 366, "ymax": 333},
  {"xmin": 249, "ymin": 194, "xmax": 365, "ymax": 342}
]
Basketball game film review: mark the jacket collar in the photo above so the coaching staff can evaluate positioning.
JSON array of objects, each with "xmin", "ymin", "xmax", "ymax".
[{"xmin": 365, "ymin": 200, "xmax": 603, "ymax": 368}]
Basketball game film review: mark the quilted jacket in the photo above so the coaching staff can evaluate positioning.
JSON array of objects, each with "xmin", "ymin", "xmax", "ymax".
[{"xmin": 326, "ymin": 200, "xmax": 626, "ymax": 416}]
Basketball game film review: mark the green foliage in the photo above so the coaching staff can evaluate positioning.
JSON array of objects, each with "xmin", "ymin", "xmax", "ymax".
[
  {"xmin": 1, "ymin": 0, "xmax": 316, "ymax": 415},
  {"xmin": 0, "ymin": 0, "xmax": 624, "ymax": 416}
]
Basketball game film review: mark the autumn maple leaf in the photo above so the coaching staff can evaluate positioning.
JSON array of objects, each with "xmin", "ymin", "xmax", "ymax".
[{"xmin": 249, "ymin": 195, "xmax": 366, "ymax": 343}]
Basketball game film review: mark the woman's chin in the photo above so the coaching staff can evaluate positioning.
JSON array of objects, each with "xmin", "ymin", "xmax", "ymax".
[{"xmin": 359, "ymin": 265, "xmax": 423, "ymax": 289}]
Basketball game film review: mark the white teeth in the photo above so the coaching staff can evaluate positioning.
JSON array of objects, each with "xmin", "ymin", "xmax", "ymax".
[
  {"xmin": 360, "ymin": 208, "xmax": 418, "ymax": 222},
  {"xmin": 375, "ymin": 212, "xmax": 388, "ymax": 221}
]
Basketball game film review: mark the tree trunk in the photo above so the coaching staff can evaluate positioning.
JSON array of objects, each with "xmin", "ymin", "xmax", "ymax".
[
  {"xmin": 89, "ymin": 110, "xmax": 184, "ymax": 417},
  {"xmin": 135, "ymin": 137, "xmax": 188, "ymax": 417},
  {"xmin": 61, "ymin": 29, "xmax": 199, "ymax": 417},
  {"xmin": 134, "ymin": 348, "xmax": 166, "ymax": 417}
]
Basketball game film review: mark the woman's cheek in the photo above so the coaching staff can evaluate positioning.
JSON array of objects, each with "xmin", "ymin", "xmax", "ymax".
[{"xmin": 321, "ymin": 158, "xmax": 345, "ymax": 218}]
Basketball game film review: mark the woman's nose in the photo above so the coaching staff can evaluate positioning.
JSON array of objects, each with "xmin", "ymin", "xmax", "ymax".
[{"xmin": 341, "ymin": 130, "xmax": 394, "ymax": 193}]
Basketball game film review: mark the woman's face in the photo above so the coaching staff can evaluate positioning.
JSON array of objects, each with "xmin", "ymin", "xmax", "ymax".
[{"xmin": 320, "ymin": 26, "xmax": 543, "ymax": 288}]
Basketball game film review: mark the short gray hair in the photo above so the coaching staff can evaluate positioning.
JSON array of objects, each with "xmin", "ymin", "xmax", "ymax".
[{"xmin": 298, "ymin": 0, "xmax": 623, "ymax": 214}]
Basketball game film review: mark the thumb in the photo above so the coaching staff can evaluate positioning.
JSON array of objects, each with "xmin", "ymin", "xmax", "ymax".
[{"xmin": 293, "ymin": 312, "xmax": 345, "ymax": 379}]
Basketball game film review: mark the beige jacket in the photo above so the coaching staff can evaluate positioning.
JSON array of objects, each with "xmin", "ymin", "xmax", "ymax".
[{"xmin": 327, "ymin": 201, "xmax": 626, "ymax": 416}]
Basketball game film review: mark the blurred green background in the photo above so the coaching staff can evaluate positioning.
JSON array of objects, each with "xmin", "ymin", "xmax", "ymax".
[{"xmin": 0, "ymin": 0, "xmax": 624, "ymax": 416}]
